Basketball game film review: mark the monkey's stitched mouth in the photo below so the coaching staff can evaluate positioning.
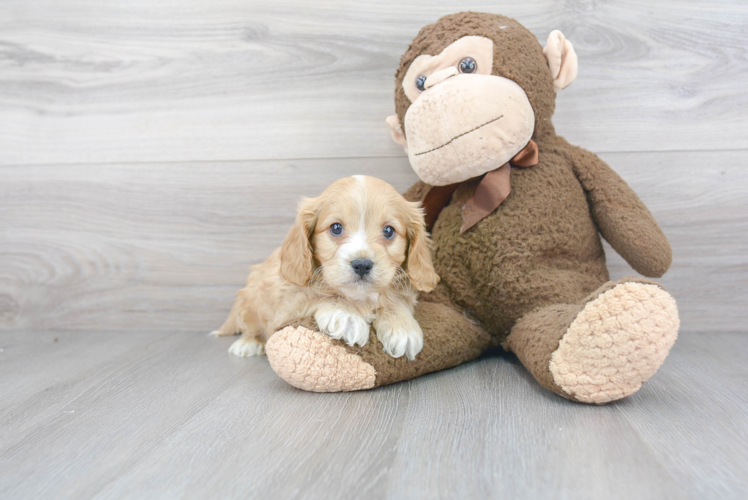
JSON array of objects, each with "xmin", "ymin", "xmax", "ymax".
[{"xmin": 413, "ymin": 115, "xmax": 503, "ymax": 156}]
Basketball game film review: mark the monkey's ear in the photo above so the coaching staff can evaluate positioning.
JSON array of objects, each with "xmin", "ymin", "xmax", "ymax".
[
  {"xmin": 543, "ymin": 30, "xmax": 578, "ymax": 92},
  {"xmin": 386, "ymin": 115, "xmax": 408, "ymax": 151}
]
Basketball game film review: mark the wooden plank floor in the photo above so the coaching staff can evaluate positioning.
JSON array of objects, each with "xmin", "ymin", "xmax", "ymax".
[
  {"xmin": 0, "ymin": 331, "xmax": 745, "ymax": 499},
  {"xmin": 2, "ymin": 0, "xmax": 747, "ymax": 498}
]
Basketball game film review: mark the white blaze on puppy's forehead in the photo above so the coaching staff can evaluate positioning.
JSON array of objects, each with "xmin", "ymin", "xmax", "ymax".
[
  {"xmin": 338, "ymin": 176, "xmax": 370, "ymax": 260},
  {"xmin": 340, "ymin": 229, "xmax": 369, "ymax": 259}
]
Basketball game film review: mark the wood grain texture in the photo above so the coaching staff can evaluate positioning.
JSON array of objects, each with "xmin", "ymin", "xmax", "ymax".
[
  {"xmin": 615, "ymin": 333, "xmax": 748, "ymax": 499},
  {"xmin": 0, "ymin": 158, "xmax": 420, "ymax": 332},
  {"xmin": 1, "ymin": 2, "xmax": 746, "ymax": 499},
  {"xmin": 0, "ymin": 331, "xmax": 745, "ymax": 499},
  {"xmin": 1, "ymin": 0, "xmax": 747, "ymax": 165},
  {"xmin": 2, "ymin": 151, "xmax": 746, "ymax": 334}
]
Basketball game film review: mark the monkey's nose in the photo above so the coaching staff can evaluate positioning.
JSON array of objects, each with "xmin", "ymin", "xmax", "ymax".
[
  {"xmin": 425, "ymin": 66, "xmax": 459, "ymax": 89},
  {"xmin": 351, "ymin": 259, "xmax": 374, "ymax": 278}
]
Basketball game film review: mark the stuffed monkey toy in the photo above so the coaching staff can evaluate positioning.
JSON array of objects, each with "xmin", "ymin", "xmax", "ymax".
[{"xmin": 265, "ymin": 12, "xmax": 679, "ymax": 404}]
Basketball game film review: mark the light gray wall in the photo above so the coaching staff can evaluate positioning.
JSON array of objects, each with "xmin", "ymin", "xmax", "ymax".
[{"xmin": 1, "ymin": 0, "xmax": 746, "ymax": 333}]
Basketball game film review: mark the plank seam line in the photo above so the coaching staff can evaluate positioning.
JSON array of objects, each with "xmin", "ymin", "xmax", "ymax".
[{"xmin": 0, "ymin": 148, "xmax": 746, "ymax": 168}]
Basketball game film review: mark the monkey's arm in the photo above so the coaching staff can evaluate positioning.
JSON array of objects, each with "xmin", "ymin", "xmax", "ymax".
[{"xmin": 563, "ymin": 141, "xmax": 672, "ymax": 278}]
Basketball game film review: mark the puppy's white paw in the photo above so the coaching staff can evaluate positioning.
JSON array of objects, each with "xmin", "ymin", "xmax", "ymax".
[
  {"xmin": 210, "ymin": 329, "xmax": 236, "ymax": 337},
  {"xmin": 228, "ymin": 337, "xmax": 266, "ymax": 357},
  {"xmin": 375, "ymin": 316, "xmax": 423, "ymax": 360},
  {"xmin": 314, "ymin": 308, "xmax": 370, "ymax": 347}
]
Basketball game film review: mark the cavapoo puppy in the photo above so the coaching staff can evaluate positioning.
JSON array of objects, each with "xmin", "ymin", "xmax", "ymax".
[{"xmin": 211, "ymin": 175, "xmax": 439, "ymax": 360}]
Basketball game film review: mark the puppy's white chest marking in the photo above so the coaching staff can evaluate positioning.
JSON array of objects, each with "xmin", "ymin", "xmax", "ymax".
[{"xmin": 339, "ymin": 286, "xmax": 380, "ymax": 304}]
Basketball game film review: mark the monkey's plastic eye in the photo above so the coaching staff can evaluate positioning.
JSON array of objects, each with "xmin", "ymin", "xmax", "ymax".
[
  {"xmin": 459, "ymin": 57, "xmax": 477, "ymax": 74},
  {"xmin": 383, "ymin": 226, "xmax": 395, "ymax": 240},
  {"xmin": 330, "ymin": 223, "xmax": 343, "ymax": 236},
  {"xmin": 415, "ymin": 75, "xmax": 427, "ymax": 91}
]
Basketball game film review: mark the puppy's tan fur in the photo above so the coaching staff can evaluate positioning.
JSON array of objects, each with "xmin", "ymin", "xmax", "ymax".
[{"xmin": 212, "ymin": 176, "xmax": 439, "ymax": 360}]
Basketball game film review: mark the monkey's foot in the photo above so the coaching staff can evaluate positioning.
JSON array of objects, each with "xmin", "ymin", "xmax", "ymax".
[
  {"xmin": 549, "ymin": 281, "xmax": 679, "ymax": 404},
  {"xmin": 265, "ymin": 325, "xmax": 377, "ymax": 392}
]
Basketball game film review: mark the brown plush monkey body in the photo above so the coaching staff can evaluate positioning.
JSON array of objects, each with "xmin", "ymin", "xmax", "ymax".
[
  {"xmin": 421, "ymin": 140, "xmax": 611, "ymax": 342},
  {"xmin": 265, "ymin": 12, "xmax": 679, "ymax": 404}
]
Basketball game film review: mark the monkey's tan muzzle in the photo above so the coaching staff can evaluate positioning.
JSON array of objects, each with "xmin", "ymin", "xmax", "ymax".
[{"xmin": 404, "ymin": 74, "xmax": 535, "ymax": 186}]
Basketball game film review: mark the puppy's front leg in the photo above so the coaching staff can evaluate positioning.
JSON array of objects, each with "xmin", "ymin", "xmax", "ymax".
[
  {"xmin": 314, "ymin": 302, "xmax": 370, "ymax": 347},
  {"xmin": 228, "ymin": 335, "xmax": 266, "ymax": 357},
  {"xmin": 374, "ymin": 301, "xmax": 423, "ymax": 360}
]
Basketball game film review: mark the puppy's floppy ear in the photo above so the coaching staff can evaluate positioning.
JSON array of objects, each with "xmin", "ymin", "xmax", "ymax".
[
  {"xmin": 403, "ymin": 200, "xmax": 440, "ymax": 292},
  {"xmin": 280, "ymin": 197, "xmax": 318, "ymax": 286}
]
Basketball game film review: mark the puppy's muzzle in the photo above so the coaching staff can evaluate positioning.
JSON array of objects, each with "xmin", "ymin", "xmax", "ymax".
[{"xmin": 351, "ymin": 259, "xmax": 374, "ymax": 278}]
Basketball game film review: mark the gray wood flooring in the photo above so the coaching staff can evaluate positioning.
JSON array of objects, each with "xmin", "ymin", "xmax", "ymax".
[
  {"xmin": 0, "ymin": 331, "xmax": 746, "ymax": 499},
  {"xmin": 1, "ymin": 0, "xmax": 747, "ymax": 498}
]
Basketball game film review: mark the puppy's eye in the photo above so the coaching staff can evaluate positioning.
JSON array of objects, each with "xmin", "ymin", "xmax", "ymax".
[
  {"xmin": 330, "ymin": 223, "xmax": 343, "ymax": 236},
  {"xmin": 459, "ymin": 57, "xmax": 477, "ymax": 74},
  {"xmin": 383, "ymin": 226, "xmax": 395, "ymax": 240},
  {"xmin": 415, "ymin": 75, "xmax": 427, "ymax": 92}
]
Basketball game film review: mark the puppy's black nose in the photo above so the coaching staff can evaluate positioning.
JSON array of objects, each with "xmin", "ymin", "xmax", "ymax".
[{"xmin": 351, "ymin": 259, "xmax": 373, "ymax": 278}]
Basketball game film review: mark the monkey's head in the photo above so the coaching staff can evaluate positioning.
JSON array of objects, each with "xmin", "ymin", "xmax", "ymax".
[{"xmin": 386, "ymin": 12, "xmax": 578, "ymax": 186}]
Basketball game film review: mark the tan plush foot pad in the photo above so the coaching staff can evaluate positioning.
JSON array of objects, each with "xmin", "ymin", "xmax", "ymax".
[
  {"xmin": 549, "ymin": 282, "xmax": 679, "ymax": 404},
  {"xmin": 265, "ymin": 326, "xmax": 377, "ymax": 392}
]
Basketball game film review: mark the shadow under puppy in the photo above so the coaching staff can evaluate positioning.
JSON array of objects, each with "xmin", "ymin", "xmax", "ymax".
[{"xmin": 212, "ymin": 175, "xmax": 439, "ymax": 360}]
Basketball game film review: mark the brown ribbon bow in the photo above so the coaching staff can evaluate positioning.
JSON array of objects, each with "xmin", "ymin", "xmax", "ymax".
[{"xmin": 421, "ymin": 139, "xmax": 539, "ymax": 234}]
